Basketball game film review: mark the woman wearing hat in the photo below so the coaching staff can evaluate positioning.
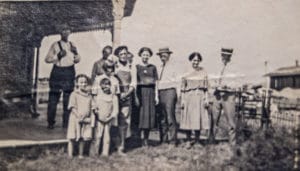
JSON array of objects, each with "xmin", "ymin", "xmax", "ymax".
[
  {"xmin": 180, "ymin": 52, "xmax": 210, "ymax": 149},
  {"xmin": 135, "ymin": 47, "xmax": 159, "ymax": 146}
]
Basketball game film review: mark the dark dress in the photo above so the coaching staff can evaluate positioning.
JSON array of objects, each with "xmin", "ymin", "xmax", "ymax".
[{"xmin": 136, "ymin": 64, "xmax": 158, "ymax": 129}]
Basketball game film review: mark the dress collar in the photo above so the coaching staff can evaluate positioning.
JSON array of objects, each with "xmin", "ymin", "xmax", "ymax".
[{"xmin": 75, "ymin": 89, "xmax": 90, "ymax": 97}]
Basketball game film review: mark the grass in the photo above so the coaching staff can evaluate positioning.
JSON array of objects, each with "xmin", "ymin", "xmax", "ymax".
[{"xmin": 1, "ymin": 127, "xmax": 295, "ymax": 171}]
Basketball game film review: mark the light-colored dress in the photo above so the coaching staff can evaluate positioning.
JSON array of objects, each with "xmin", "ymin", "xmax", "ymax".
[
  {"xmin": 180, "ymin": 68, "xmax": 210, "ymax": 130},
  {"xmin": 67, "ymin": 90, "xmax": 94, "ymax": 141}
]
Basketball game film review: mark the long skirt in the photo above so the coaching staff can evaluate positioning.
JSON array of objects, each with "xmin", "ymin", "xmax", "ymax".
[{"xmin": 137, "ymin": 85, "xmax": 156, "ymax": 129}]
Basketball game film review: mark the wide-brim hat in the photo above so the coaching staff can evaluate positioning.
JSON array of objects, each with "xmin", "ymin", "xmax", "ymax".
[{"xmin": 157, "ymin": 47, "xmax": 173, "ymax": 55}]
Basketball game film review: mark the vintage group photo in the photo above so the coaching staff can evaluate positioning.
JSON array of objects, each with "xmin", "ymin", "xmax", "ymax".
[{"xmin": 0, "ymin": 0, "xmax": 299, "ymax": 170}]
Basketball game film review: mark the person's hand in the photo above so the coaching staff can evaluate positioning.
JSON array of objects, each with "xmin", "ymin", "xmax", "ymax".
[
  {"xmin": 204, "ymin": 99, "xmax": 209, "ymax": 109},
  {"xmin": 134, "ymin": 96, "xmax": 140, "ymax": 107},
  {"xmin": 77, "ymin": 117, "xmax": 83, "ymax": 124},
  {"xmin": 155, "ymin": 94, "xmax": 159, "ymax": 105},
  {"xmin": 93, "ymin": 108, "xmax": 99, "ymax": 114},
  {"xmin": 105, "ymin": 115, "xmax": 113, "ymax": 123},
  {"xmin": 120, "ymin": 93, "xmax": 128, "ymax": 100},
  {"xmin": 181, "ymin": 103, "xmax": 185, "ymax": 110},
  {"xmin": 57, "ymin": 50, "xmax": 67, "ymax": 60},
  {"xmin": 70, "ymin": 44, "xmax": 78, "ymax": 55}
]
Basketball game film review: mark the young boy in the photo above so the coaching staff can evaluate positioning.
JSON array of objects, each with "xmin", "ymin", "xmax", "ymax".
[{"xmin": 91, "ymin": 78, "xmax": 119, "ymax": 156}]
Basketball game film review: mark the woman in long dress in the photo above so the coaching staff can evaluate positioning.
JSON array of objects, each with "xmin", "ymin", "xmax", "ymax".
[
  {"xmin": 180, "ymin": 52, "xmax": 210, "ymax": 148},
  {"xmin": 136, "ymin": 47, "xmax": 159, "ymax": 146}
]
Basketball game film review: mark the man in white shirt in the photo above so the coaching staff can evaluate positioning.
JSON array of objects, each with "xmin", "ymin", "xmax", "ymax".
[
  {"xmin": 45, "ymin": 25, "xmax": 81, "ymax": 129},
  {"xmin": 156, "ymin": 47, "xmax": 178, "ymax": 146}
]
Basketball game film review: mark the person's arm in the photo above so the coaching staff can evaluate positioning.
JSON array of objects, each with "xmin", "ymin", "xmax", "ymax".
[
  {"xmin": 70, "ymin": 107, "xmax": 80, "ymax": 118},
  {"xmin": 204, "ymin": 71, "xmax": 210, "ymax": 107},
  {"xmin": 173, "ymin": 71, "xmax": 181, "ymax": 97},
  {"xmin": 153, "ymin": 66, "xmax": 159, "ymax": 104},
  {"xmin": 70, "ymin": 42, "xmax": 81, "ymax": 63},
  {"xmin": 111, "ymin": 95, "xmax": 119, "ymax": 119},
  {"xmin": 91, "ymin": 62, "xmax": 98, "ymax": 84},
  {"xmin": 68, "ymin": 92, "xmax": 82, "ymax": 121},
  {"xmin": 90, "ymin": 110, "xmax": 96, "ymax": 127},
  {"xmin": 45, "ymin": 42, "xmax": 59, "ymax": 64},
  {"xmin": 128, "ymin": 64, "xmax": 137, "ymax": 95},
  {"xmin": 180, "ymin": 78, "xmax": 186, "ymax": 109}
]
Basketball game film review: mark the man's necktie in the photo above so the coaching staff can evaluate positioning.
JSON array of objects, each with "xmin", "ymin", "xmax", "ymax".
[{"xmin": 159, "ymin": 63, "xmax": 165, "ymax": 80}]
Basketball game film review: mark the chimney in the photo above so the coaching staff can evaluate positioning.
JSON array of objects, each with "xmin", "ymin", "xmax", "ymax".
[{"xmin": 296, "ymin": 60, "xmax": 299, "ymax": 67}]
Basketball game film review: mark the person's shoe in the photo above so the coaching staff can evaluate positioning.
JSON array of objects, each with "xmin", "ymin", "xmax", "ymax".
[
  {"xmin": 185, "ymin": 141, "xmax": 192, "ymax": 149},
  {"xmin": 143, "ymin": 139, "xmax": 149, "ymax": 147},
  {"xmin": 78, "ymin": 155, "xmax": 84, "ymax": 159},
  {"xmin": 118, "ymin": 148, "xmax": 126, "ymax": 156},
  {"xmin": 101, "ymin": 152, "xmax": 109, "ymax": 157},
  {"xmin": 62, "ymin": 123, "xmax": 68, "ymax": 129},
  {"xmin": 47, "ymin": 125, "xmax": 54, "ymax": 129}
]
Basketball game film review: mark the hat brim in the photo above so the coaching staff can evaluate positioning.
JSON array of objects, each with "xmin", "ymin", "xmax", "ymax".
[{"xmin": 157, "ymin": 51, "xmax": 173, "ymax": 55}]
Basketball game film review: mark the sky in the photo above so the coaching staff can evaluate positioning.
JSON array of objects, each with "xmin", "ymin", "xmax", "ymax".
[{"xmin": 38, "ymin": 0, "xmax": 300, "ymax": 86}]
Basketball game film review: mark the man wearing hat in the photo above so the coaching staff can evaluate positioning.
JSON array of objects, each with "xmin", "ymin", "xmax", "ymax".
[
  {"xmin": 156, "ymin": 47, "xmax": 179, "ymax": 146},
  {"xmin": 45, "ymin": 24, "xmax": 81, "ymax": 129}
]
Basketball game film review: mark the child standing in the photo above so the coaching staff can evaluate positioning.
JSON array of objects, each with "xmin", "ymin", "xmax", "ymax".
[
  {"xmin": 91, "ymin": 78, "xmax": 119, "ymax": 156},
  {"xmin": 67, "ymin": 74, "xmax": 95, "ymax": 158}
]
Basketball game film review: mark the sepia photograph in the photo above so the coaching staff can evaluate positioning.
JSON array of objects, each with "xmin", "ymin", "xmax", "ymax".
[{"xmin": 0, "ymin": 0, "xmax": 299, "ymax": 170}]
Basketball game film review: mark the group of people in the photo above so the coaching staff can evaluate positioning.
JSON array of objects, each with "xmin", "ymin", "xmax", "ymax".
[{"xmin": 45, "ymin": 26, "xmax": 237, "ymax": 158}]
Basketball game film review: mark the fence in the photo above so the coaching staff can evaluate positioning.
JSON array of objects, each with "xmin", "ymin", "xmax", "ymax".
[{"xmin": 270, "ymin": 110, "xmax": 300, "ymax": 129}]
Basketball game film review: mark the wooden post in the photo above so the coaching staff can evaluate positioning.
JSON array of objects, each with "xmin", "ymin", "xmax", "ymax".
[
  {"xmin": 30, "ymin": 46, "xmax": 40, "ymax": 118},
  {"xmin": 294, "ymin": 113, "xmax": 300, "ymax": 170},
  {"xmin": 112, "ymin": 0, "xmax": 125, "ymax": 48}
]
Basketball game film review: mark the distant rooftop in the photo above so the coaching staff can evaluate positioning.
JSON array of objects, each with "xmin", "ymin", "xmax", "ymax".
[{"xmin": 265, "ymin": 60, "xmax": 300, "ymax": 77}]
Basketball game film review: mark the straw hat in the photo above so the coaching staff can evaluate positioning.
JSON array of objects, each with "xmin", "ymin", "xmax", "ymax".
[{"xmin": 156, "ymin": 47, "xmax": 173, "ymax": 55}]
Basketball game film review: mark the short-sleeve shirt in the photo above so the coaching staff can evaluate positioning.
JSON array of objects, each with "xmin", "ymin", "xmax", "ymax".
[{"xmin": 136, "ymin": 64, "xmax": 158, "ymax": 85}]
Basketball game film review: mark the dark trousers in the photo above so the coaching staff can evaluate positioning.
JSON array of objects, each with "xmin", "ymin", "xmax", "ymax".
[
  {"xmin": 158, "ymin": 88, "xmax": 178, "ymax": 144},
  {"xmin": 47, "ymin": 65, "xmax": 75, "ymax": 127}
]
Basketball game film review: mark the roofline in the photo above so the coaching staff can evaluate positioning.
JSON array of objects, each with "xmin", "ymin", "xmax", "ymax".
[
  {"xmin": 264, "ymin": 73, "xmax": 300, "ymax": 77},
  {"xmin": 46, "ymin": 21, "xmax": 114, "ymax": 36},
  {"xmin": 1, "ymin": 0, "xmax": 104, "ymax": 2}
]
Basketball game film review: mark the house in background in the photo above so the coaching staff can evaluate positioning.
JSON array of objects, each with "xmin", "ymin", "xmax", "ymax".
[
  {"xmin": 265, "ymin": 60, "xmax": 300, "ymax": 90},
  {"xmin": 0, "ymin": 0, "xmax": 136, "ymax": 117}
]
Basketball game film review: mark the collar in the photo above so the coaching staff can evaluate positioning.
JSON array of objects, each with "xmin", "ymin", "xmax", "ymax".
[
  {"xmin": 75, "ymin": 89, "xmax": 90, "ymax": 97},
  {"xmin": 118, "ymin": 60, "xmax": 128, "ymax": 66}
]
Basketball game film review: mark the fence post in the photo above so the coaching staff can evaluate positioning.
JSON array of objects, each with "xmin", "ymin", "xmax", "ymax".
[{"xmin": 294, "ymin": 113, "xmax": 300, "ymax": 170}]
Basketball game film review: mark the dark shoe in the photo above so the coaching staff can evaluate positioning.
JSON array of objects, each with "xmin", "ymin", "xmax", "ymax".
[
  {"xmin": 31, "ymin": 112, "xmax": 40, "ymax": 119},
  {"xmin": 62, "ymin": 122, "xmax": 68, "ymax": 129},
  {"xmin": 47, "ymin": 125, "xmax": 54, "ymax": 129}
]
